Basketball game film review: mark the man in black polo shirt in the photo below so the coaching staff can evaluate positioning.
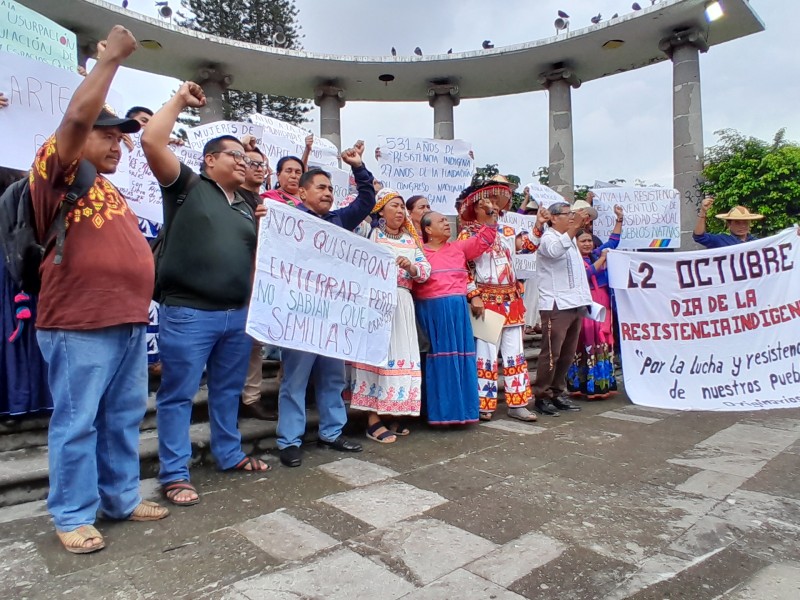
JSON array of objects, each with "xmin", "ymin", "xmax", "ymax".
[{"xmin": 142, "ymin": 82, "xmax": 269, "ymax": 507}]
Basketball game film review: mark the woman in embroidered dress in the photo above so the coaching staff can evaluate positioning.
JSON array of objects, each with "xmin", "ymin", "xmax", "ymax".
[
  {"xmin": 414, "ymin": 210, "xmax": 497, "ymax": 425},
  {"xmin": 349, "ymin": 189, "xmax": 431, "ymax": 443},
  {"xmin": 567, "ymin": 205, "xmax": 624, "ymax": 399},
  {"xmin": 457, "ymin": 176, "xmax": 549, "ymax": 423}
]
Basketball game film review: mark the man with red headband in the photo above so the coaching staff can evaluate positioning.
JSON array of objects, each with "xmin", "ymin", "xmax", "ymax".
[{"xmin": 457, "ymin": 176, "xmax": 548, "ymax": 422}]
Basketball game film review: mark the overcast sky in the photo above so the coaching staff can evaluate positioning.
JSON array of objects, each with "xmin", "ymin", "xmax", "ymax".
[{"xmin": 116, "ymin": 0, "xmax": 795, "ymax": 188}]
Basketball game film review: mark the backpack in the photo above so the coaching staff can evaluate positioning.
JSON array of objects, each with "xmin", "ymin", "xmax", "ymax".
[
  {"xmin": 150, "ymin": 173, "xmax": 200, "ymax": 302},
  {"xmin": 0, "ymin": 160, "xmax": 97, "ymax": 294}
]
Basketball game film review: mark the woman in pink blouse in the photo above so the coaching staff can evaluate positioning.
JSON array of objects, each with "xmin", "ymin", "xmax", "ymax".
[{"xmin": 414, "ymin": 208, "xmax": 497, "ymax": 425}]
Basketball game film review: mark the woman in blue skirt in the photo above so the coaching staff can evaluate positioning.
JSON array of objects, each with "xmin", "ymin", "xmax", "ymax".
[{"xmin": 414, "ymin": 210, "xmax": 497, "ymax": 425}]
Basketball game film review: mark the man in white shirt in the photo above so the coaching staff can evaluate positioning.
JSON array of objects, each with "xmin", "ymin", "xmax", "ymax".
[{"xmin": 532, "ymin": 202, "xmax": 592, "ymax": 416}]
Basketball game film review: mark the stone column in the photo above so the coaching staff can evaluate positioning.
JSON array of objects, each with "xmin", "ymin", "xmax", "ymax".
[
  {"xmin": 428, "ymin": 83, "xmax": 460, "ymax": 140},
  {"xmin": 538, "ymin": 67, "xmax": 581, "ymax": 202},
  {"xmin": 660, "ymin": 29, "xmax": 708, "ymax": 249},
  {"xmin": 196, "ymin": 67, "xmax": 233, "ymax": 124},
  {"xmin": 314, "ymin": 85, "xmax": 346, "ymax": 151}
]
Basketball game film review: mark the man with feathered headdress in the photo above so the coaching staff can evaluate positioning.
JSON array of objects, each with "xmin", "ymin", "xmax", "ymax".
[{"xmin": 457, "ymin": 175, "xmax": 548, "ymax": 422}]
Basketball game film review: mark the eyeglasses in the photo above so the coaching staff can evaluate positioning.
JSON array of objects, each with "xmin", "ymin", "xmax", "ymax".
[
  {"xmin": 550, "ymin": 211, "xmax": 572, "ymax": 217},
  {"xmin": 210, "ymin": 150, "xmax": 252, "ymax": 166},
  {"xmin": 248, "ymin": 160, "xmax": 266, "ymax": 170}
]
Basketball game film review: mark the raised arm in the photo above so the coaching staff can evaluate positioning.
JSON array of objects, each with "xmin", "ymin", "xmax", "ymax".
[
  {"xmin": 301, "ymin": 134, "xmax": 313, "ymax": 170},
  {"xmin": 336, "ymin": 141, "xmax": 377, "ymax": 230},
  {"xmin": 56, "ymin": 27, "xmax": 136, "ymax": 167},
  {"xmin": 141, "ymin": 82, "xmax": 206, "ymax": 185},
  {"xmin": 456, "ymin": 223, "xmax": 498, "ymax": 260},
  {"xmin": 694, "ymin": 197, "xmax": 713, "ymax": 238}
]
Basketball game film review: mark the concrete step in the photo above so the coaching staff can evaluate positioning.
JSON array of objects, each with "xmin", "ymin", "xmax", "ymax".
[
  {"xmin": 0, "ymin": 412, "xmax": 321, "ymax": 508},
  {"xmin": 0, "ymin": 375, "xmax": 283, "ymax": 454},
  {"xmin": 0, "ymin": 338, "xmax": 542, "ymax": 507}
]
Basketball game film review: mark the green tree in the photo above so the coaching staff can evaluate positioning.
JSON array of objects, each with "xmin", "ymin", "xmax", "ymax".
[
  {"xmin": 176, "ymin": 0, "xmax": 311, "ymax": 124},
  {"xmin": 702, "ymin": 129, "xmax": 800, "ymax": 237}
]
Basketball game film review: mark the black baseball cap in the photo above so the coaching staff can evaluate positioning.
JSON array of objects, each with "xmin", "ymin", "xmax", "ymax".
[{"xmin": 94, "ymin": 106, "xmax": 141, "ymax": 134}]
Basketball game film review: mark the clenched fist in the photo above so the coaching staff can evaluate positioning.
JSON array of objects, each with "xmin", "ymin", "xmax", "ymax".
[
  {"xmin": 177, "ymin": 81, "xmax": 206, "ymax": 109},
  {"xmin": 99, "ymin": 26, "xmax": 137, "ymax": 63}
]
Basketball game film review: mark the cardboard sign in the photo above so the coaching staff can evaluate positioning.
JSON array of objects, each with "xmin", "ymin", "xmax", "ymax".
[
  {"xmin": 377, "ymin": 136, "xmax": 473, "ymax": 216},
  {"xmin": 0, "ymin": 0, "xmax": 77, "ymax": 69},
  {"xmin": 246, "ymin": 202, "xmax": 398, "ymax": 366},
  {"xmin": 593, "ymin": 187, "xmax": 681, "ymax": 249}
]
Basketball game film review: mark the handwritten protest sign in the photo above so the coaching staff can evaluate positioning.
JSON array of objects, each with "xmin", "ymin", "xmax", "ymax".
[
  {"xmin": 514, "ymin": 253, "xmax": 537, "ymax": 280},
  {"xmin": 0, "ymin": 0, "xmax": 76, "ymax": 69},
  {"xmin": 608, "ymin": 228, "xmax": 800, "ymax": 411},
  {"xmin": 0, "ymin": 51, "xmax": 124, "ymax": 171},
  {"xmin": 249, "ymin": 113, "xmax": 339, "ymax": 168},
  {"xmin": 247, "ymin": 202, "xmax": 398, "ymax": 365},
  {"xmin": 186, "ymin": 121, "xmax": 264, "ymax": 152},
  {"xmin": 593, "ymin": 187, "xmax": 681, "ymax": 249},
  {"xmin": 376, "ymin": 136, "xmax": 473, "ymax": 216},
  {"xmin": 117, "ymin": 135, "xmax": 203, "ymax": 224},
  {"xmin": 523, "ymin": 183, "xmax": 565, "ymax": 208},
  {"xmin": 499, "ymin": 211, "xmax": 537, "ymax": 233}
]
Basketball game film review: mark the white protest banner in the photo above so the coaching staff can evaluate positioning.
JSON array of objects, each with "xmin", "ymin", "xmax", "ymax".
[
  {"xmin": 608, "ymin": 228, "xmax": 800, "ymax": 411},
  {"xmin": 0, "ymin": 51, "xmax": 124, "ymax": 171},
  {"xmin": 499, "ymin": 211, "xmax": 537, "ymax": 233},
  {"xmin": 377, "ymin": 136, "xmax": 473, "ymax": 216},
  {"xmin": 524, "ymin": 183, "xmax": 565, "ymax": 208},
  {"xmin": 514, "ymin": 253, "xmax": 537, "ymax": 280},
  {"xmin": 186, "ymin": 121, "xmax": 264, "ymax": 152},
  {"xmin": 593, "ymin": 180, "xmax": 621, "ymax": 189},
  {"xmin": 246, "ymin": 202, "xmax": 398, "ymax": 365},
  {"xmin": 118, "ymin": 135, "xmax": 203, "ymax": 224},
  {"xmin": 249, "ymin": 113, "xmax": 339, "ymax": 167},
  {"xmin": 593, "ymin": 187, "xmax": 681, "ymax": 249},
  {"xmin": 1, "ymin": 0, "xmax": 77, "ymax": 69}
]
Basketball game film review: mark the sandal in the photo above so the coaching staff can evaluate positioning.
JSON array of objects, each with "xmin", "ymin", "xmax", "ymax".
[
  {"xmin": 162, "ymin": 480, "xmax": 201, "ymax": 506},
  {"xmin": 387, "ymin": 421, "xmax": 410, "ymax": 436},
  {"xmin": 128, "ymin": 500, "xmax": 170, "ymax": 522},
  {"xmin": 230, "ymin": 456, "xmax": 271, "ymax": 472},
  {"xmin": 366, "ymin": 421, "xmax": 397, "ymax": 444},
  {"xmin": 479, "ymin": 412, "xmax": 493, "ymax": 422},
  {"xmin": 507, "ymin": 407, "xmax": 538, "ymax": 422},
  {"xmin": 56, "ymin": 524, "xmax": 105, "ymax": 554}
]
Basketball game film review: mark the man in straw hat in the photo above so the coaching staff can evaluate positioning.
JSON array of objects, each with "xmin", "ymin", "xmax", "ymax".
[
  {"xmin": 693, "ymin": 197, "xmax": 762, "ymax": 248},
  {"xmin": 457, "ymin": 175, "xmax": 548, "ymax": 423}
]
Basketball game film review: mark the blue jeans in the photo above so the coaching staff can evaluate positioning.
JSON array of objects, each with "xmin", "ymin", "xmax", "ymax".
[
  {"xmin": 156, "ymin": 305, "xmax": 251, "ymax": 483},
  {"xmin": 37, "ymin": 325, "xmax": 147, "ymax": 530},
  {"xmin": 277, "ymin": 349, "xmax": 348, "ymax": 449}
]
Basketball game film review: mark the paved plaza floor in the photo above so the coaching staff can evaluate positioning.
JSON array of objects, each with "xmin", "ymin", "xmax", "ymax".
[{"xmin": 2, "ymin": 394, "xmax": 799, "ymax": 599}]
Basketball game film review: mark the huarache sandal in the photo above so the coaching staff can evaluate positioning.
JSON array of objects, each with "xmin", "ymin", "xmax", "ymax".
[
  {"xmin": 230, "ymin": 456, "xmax": 271, "ymax": 472},
  {"xmin": 366, "ymin": 422, "xmax": 397, "ymax": 444},
  {"xmin": 128, "ymin": 500, "xmax": 170, "ymax": 521},
  {"xmin": 162, "ymin": 480, "xmax": 201, "ymax": 506},
  {"xmin": 387, "ymin": 421, "xmax": 410, "ymax": 436},
  {"xmin": 56, "ymin": 524, "xmax": 105, "ymax": 554},
  {"xmin": 479, "ymin": 412, "xmax": 493, "ymax": 422}
]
